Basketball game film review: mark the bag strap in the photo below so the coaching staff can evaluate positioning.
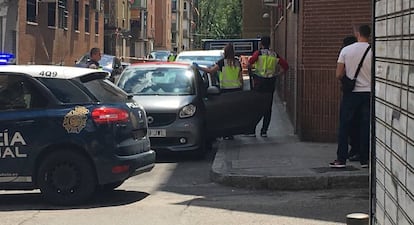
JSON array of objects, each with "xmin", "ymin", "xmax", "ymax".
[{"xmin": 353, "ymin": 45, "xmax": 371, "ymax": 79}]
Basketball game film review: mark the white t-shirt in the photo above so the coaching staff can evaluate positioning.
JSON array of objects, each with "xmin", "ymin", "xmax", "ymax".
[{"xmin": 337, "ymin": 42, "xmax": 372, "ymax": 92}]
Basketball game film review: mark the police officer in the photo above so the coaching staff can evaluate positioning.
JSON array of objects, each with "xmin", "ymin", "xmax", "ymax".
[
  {"xmin": 195, "ymin": 43, "xmax": 243, "ymax": 140},
  {"xmin": 247, "ymin": 36, "xmax": 289, "ymax": 137},
  {"xmin": 86, "ymin": 47, "xmax": 102, "ymax": 69},
  {"xmin": 196, "ymin": 43, "xmax": 243, "ymax": 92},
  {"xmin": 168, "ymin": 53, "xmax": 176, "ymax": 62}
]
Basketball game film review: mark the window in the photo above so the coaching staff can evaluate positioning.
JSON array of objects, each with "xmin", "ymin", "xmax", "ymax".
[
  {"xmin": 26, "ymin": 0, "xmax": 37, "ymax": 23},
  {"xmin": 48, "ymin": 2, "xmax": 56, "ymax": 27},
  {"xmin": 85, "ymin": 4, "xmax": 90, "ymax": 33},
  {"xmin": 171, "ymin": 0, "xmax": 177, "ymax": 11},
  {"xmin": 0, "ymin": 75, "xmax": 48, "ymax": 111},
  {"xmin": 95, "ymin": 12, "xmax": 99, "ymax": 34},
  {"xmin": 74, "ymin": 1, "xmax": 79, "ymax": 30},
  {"xmin": 58, "ymin": 0, "xmax": 68, "ymax": 29},
  {"xmin": 37, "ymin": 78, "xmax": 92, "ymax": 104}
]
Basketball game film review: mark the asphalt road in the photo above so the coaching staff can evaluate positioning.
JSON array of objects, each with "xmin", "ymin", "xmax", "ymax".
[{"xmin": 0, "ymin": 147, "xmax": 369, "ymax": 225}]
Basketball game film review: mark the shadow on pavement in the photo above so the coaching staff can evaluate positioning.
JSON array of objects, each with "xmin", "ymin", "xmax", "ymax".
[{"xmin": 0, "ymin": 190, "xmax": 149, "ymax": 211}]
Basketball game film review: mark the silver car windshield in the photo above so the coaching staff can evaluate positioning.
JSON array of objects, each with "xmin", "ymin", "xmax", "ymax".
[{"xmin": 118, "ymin": 67, "xmax": 195, "ymax": 95}]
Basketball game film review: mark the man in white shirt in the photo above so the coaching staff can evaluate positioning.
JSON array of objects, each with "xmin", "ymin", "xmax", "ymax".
[{"xmin": 330, "ymin": 25, "xmax": 372, "ymax": 168}]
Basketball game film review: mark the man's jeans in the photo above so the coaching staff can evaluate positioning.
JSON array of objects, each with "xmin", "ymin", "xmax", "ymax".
[{"xmin": 337, "ymin": 91, "xmax": 370, "ymax": 163}]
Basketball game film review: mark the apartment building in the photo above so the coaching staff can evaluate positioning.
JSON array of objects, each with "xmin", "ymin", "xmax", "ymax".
[
  {"xmin": 2, "ymin": 0, "xmax": 104, "ymax": 65},
  {"xmin": 153, "ymin": 0, "xmax": 171, "ymax": 50},
  {"xmin": 171, "ymin": 0, "xmax": 192, "ymax": 52}
]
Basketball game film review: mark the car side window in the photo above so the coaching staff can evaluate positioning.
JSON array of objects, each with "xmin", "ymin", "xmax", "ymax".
[
  {"xmin": 38, "ymin": 78, "xmax": 93, "ymax": 103},
  {"xmin": 0, "ymin": 74, "xmax": 48, "ymax": 111}
]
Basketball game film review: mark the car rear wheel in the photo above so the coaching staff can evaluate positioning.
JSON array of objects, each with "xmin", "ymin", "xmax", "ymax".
[{"xmin": 37, "ymin": 150, "xmax": 97, "ymax": 206}]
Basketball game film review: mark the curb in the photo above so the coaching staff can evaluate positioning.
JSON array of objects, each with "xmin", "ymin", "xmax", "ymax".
[
  {"xmin": 210, "ymin": 169, "xmax": 369, "ymax": 190},
  {"xmin": 210, "ymin": 141, "xmax": 369, "ymax": 191}
]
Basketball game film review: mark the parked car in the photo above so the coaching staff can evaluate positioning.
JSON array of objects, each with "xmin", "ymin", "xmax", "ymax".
[
  {"xmin": 174, "ymin": 50, "xmax": 224, "ymax": 63},
  {"xmin": 115, "ymin": 62, "xmax": 267, "ymax": 157},
  {"xmin": 75, "ymin": 53, "xmax": 123, "ymax": 82},
  {"xmin": 0, "ymin": 65, "xmax": 155, "ymax": 205}
]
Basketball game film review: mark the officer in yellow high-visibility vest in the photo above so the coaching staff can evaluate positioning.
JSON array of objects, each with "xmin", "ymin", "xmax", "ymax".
[
  {"xmin": 168, "ymin": 53, "xmax": 176, "ymax": 62},
  {"xmin": 194, "ymin": 43, "xmax": 243, "ymax": 140},
  {"xmin": 195, "ymin": 43, "xmax": 243, "ymax": 92},
  {"xmin": 246, "ymin": 36, "xmax": 289, "ymax": 137}
]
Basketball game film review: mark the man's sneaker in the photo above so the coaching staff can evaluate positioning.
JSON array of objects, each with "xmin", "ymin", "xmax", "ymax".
[
  {"xmin": 260, "ymin": 131, "xmax": 267, "ymax": 137},
  {"xmin": 329, "ymin": 160, "xmax": 346, "ymax": 168},
  {"xmin": 361, "ymin": 162, "xmax": 369, "ymax": 168}
]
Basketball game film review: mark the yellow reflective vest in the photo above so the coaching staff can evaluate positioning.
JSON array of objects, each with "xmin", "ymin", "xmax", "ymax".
[
  {"xmin": 168, "ymin": 55, "xmax": 176, "ymax": 62},
  {"xmin": 254, "ymin": 49, "xmax": 279, "ymax": 78},
  {"xmin": 219, "ymin": 59, "xmax": 242, "ymax": 89}
]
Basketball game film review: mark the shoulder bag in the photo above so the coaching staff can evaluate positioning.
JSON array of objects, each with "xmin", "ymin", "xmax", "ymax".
[{"xmin": 341, "ymin": 45, "xmax": 371, "ymax": 93}]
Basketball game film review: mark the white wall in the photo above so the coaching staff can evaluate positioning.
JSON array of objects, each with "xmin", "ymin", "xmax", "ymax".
[{"xmin": 373, "ymin": 0, "xmax": 414, "ymax": 224}]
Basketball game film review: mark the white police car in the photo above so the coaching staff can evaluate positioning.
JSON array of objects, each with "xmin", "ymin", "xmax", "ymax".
[{"xmin": 0, "ymin": 65, "xmax": 155, "ymax": 205}]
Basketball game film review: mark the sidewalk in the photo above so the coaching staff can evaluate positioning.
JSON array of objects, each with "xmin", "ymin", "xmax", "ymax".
[{"xmin": 210, "ymin": 92, "xmax": 369, "ymax": 190}]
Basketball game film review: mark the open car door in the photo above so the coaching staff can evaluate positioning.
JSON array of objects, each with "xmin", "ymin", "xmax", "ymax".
[{"xmin": 204, "ymin": 89, "xmax": 270, "ymax": 138}]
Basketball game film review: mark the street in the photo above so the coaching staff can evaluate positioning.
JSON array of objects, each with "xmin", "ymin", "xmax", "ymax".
[{"xmin": 0, "ymin": 145, "xmax": 369, "ymax": 225}]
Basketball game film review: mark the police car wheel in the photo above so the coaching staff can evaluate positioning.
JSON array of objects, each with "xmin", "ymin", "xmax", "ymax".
[{"xmin": 37, "ymin": 150, "xmax": 97, "ymax": 206}]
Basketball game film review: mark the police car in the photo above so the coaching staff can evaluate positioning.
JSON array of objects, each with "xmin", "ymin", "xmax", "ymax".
[{"xmin": 0, "ymin": 65, "xmax": 155, "ymax": 205}]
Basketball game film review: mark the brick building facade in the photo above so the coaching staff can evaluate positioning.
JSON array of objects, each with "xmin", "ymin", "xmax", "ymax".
[
  {"xmin": 17, "ymin": 0, "xmax": 104, "ymax": 65},
  {"xmin": 243, "ymin": 0, "xmax": 372, "ymax": 142}
]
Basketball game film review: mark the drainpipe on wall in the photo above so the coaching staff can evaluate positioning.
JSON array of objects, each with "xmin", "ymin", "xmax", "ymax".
[{"xmin": 369, "ymin": 0, "xmax": 376, "ymax": 223}]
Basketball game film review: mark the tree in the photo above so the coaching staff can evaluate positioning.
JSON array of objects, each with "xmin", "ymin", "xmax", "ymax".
[{"xmin": 195, "ymin": 0, "xmax": 242, "ymax": 47}]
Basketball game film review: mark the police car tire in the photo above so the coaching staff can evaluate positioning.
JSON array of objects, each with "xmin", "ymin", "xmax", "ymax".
[{"xmin": 37, "ymin": 150, "xmax": 97, "ymax": 206}]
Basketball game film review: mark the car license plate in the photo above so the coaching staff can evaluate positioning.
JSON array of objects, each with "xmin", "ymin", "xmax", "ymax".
[{"xmin": 148, "ymin": 129, "xmax": 166, "ymax": 137}]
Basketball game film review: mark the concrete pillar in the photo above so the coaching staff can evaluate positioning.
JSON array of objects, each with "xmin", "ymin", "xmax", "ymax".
[{"xmin": 346, "ymin": 213, "xmax": 369, "ymax": 225}]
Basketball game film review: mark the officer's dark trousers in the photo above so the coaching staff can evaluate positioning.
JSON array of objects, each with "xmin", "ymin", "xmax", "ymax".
[
  {"xmin": 337, "ymin": 91, "xmax": 370, "ymax": 164},
  {"xmin": 253, "ymin": 76, "xmax": 276, "ymax": 133}
]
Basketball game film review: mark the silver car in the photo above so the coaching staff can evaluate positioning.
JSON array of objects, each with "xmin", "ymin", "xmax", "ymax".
[{"xmin": 116, "ymin": 62, "xmax": 266, "ymax": 157}]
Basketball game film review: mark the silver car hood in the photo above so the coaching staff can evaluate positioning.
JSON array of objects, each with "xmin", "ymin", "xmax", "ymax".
[{"xmin": 132, "ymin": 95, "xmax": 195, "ymax": 113}]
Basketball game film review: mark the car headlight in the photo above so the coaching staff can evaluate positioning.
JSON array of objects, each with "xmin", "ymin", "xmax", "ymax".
[{"xmin": 179, "ymin": 104, "xmax": 196, "ymax": 118}]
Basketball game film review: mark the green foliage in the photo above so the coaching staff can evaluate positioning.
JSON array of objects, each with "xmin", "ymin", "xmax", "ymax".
[{"xmin": 194, "ymin": 0, "xmax": 242, "ymax": 47}]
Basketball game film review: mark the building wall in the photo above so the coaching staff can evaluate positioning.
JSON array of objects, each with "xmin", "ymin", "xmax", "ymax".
[
  {"xmin": 154, "ymin": 0, "xmax": 171, "ymax": 50},
  {"xmin": 373, "ymin": 0, "xmax": 414, "ymax": 224},
  {"xmin": 289, "ymin": 0, "xmax": 371, "ymax": 141},
  {"xmin": 147, "ymin": 0, "xmax": 155, "ymax": 51},
  {"xmin": 241, "ymin": 0, "xmax": 270, "ymax": 38},
  {"xmin": 17, "ymin": 0, "xmax": 103, "ymax": 65}
]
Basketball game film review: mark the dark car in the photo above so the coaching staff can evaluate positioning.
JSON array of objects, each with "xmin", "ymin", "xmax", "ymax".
[
  {"xmin": 115, "ymin": 62, "xmax": 267, "ymax": 157},
  {"xmin": 0, "ymin": 65, "xmax": 155, "ymax": 205},
  {"xmin": 75, "ymin": 53, "xmax": 124, "ymax": 82}
]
